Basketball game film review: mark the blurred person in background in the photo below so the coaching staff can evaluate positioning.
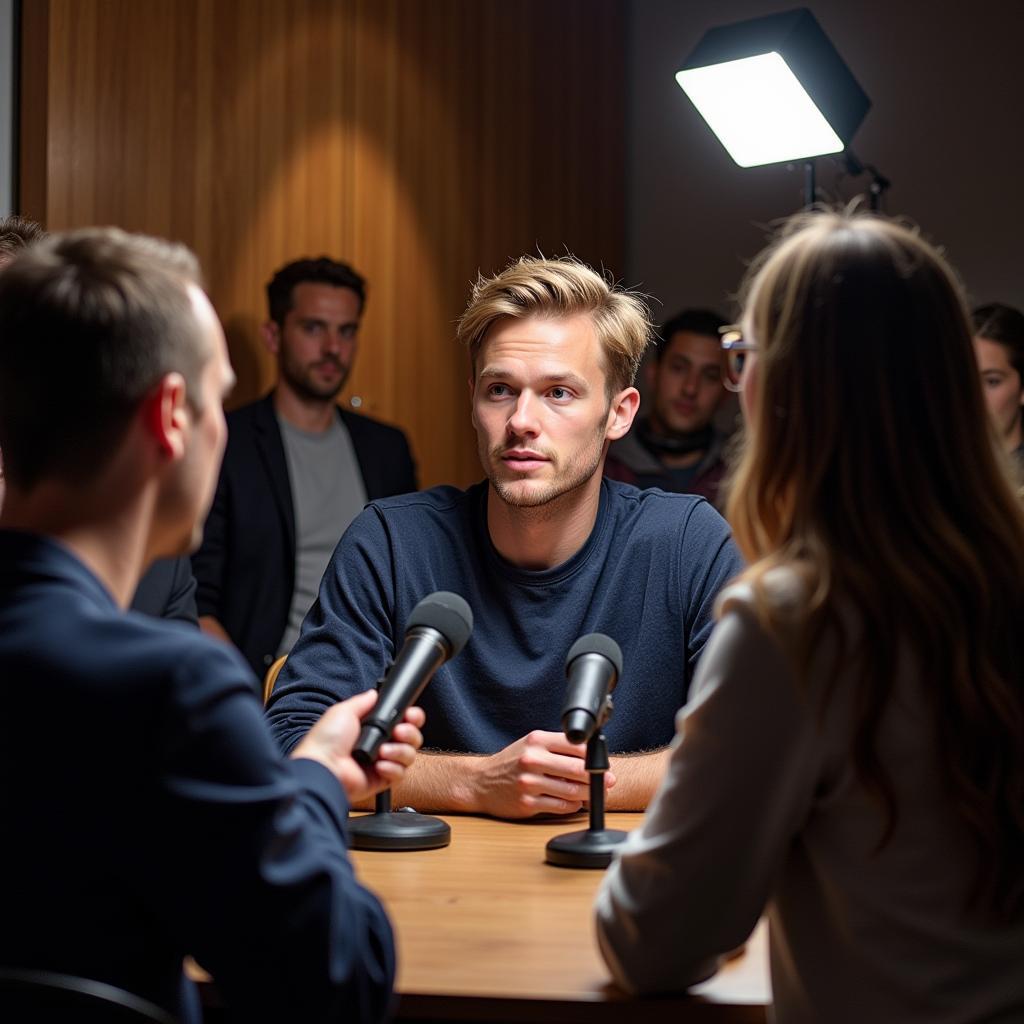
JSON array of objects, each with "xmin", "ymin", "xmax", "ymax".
[
  {"xmin": 972, "ymin": 302, "xmax": 1024, "ymax": 474},
  {"xmin": 605, "ymin": 308, "xmax": 731, "ymax": 508}
]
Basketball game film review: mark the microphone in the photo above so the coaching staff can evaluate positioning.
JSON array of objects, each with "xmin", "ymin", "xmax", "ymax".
[
  {"xmin": 560, "ymin": 633, "xmax": 622, "ymax": 744},
  {"xmin": 352, "ymin": 591, "xmax": 473, "ymax": 768}
]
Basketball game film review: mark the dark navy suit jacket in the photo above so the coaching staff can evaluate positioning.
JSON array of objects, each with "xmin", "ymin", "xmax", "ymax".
[
  {"xmin": 130, "ymin": 556, "xmax": 198, "ymax": 623},
  {"xmin": 0, "ymin": 530, "xmax": 395, "ymax": 1024},
  {"xmin": 192, "ymin": 393, "xmax": 417, "ymax": 675}
]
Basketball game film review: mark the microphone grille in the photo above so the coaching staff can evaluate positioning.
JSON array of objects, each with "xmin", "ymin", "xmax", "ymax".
[
  {"xmin": 565, "ymin": 632, "xmax": 623, "ymax": 676},
  {"xmin": 407, "ymin": 591, "xmax": 474, "ymax": 656}
]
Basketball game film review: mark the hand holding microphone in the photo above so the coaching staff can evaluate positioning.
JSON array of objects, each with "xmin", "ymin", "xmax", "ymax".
[
  {"xmin": 293, "ymin": 690, "xmax": 426, "ymax": 804},
  {"xmin": 352, "ymin": 591, "xmax": 474, "ymax": 768},
  {"xmin": 346, "ymin": 591, "xmax": 472, "ymax": 852}
]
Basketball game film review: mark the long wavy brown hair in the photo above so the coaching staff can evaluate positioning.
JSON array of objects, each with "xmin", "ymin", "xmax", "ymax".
[{"xmin": 725, "ymin": 211, "xmax": 1024, "ymax": 918}]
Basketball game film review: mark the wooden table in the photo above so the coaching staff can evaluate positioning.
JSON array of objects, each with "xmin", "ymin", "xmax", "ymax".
[{"xmin": 351, "ymin": 812, "xmax": 770, "ymax": 1022}]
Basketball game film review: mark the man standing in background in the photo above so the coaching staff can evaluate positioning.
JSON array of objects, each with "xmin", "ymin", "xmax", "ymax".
[
  {"xmin": 193, "ymin": 257, "xmax": 418, "ymax": 675},
  {"xmin": 605, "ymin": 308, "xmax": 731, "ymax": 507}
]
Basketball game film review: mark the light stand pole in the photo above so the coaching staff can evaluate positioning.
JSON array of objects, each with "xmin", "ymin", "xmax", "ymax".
[{"xmin": 804, "ymin": 159, "xmax": 816, "ymax": 210}]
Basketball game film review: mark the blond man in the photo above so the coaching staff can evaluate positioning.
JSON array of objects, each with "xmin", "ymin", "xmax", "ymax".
[{"xmin": 268, "ymin": 257, "xmax": 743, "ymax": 817}]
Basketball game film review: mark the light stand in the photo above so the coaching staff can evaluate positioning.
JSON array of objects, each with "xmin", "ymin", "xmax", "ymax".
[
  {"xmin": 804, "ymin": 159, "xmax": 816, "ymax": 209},
  {"xmin": 839, "ymin": 149, "xmax": 891, "ymax": 211},
  {"xmin": 545, "ymin": 727, "xmax": 628, "ymax": 869},
  {"xmin": 348, "ymin": 789, "xmax": 451, "ymax": 852},
  {"xmin": 676, "ymin": 9, "xmax": 874, "ymax": 209}
]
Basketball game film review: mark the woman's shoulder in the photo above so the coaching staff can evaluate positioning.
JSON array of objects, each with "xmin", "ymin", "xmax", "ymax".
[{"xmin": 717, "ymin": 563, "xmax": 809, "ymax": 626}]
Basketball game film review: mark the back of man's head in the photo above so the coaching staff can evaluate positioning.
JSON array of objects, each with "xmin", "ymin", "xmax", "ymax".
[
  {"xmin": 0, "ymin": 215, "xmax": 46, "ymax": 264},
  {"xmin": 0, "ymin": 227, "xmax": 204, "ymax": 490},
  {"xmin": 266, "ymin": 257, "xmax": 367, "ymax": 326}
]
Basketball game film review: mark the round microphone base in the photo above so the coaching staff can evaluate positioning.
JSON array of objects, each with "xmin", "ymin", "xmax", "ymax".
[
  {"xmin": 348, "ymin": 809, "xmax": 451, "ymax": 852},
  {"xmin": 544, "ymin": 827, "xmax": 629, "ymax": 869}
]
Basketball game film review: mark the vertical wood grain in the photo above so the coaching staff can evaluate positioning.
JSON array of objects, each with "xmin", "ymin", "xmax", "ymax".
[{"xmin": 21, "ymin": 0, "xmax": 625, "ymax": 488}]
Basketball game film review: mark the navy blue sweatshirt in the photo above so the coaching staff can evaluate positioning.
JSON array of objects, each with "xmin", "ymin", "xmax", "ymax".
[{"xmin": 269, "ymin": 480, "xmax": 743, "ymax": 755}]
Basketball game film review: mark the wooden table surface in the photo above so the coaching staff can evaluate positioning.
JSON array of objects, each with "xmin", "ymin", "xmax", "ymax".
[{"xmin": 350, "ymin": 812, "xmax": 770, "ymax": 1022}]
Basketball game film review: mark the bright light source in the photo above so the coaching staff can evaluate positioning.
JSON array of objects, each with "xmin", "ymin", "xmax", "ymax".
[
  {"xmin": 676, "ymin": 52, "xmax": 844, "ymax": 167},
  {"xmin": 674, "ymin": 9, "xmax": 870, "ymax": 173}
]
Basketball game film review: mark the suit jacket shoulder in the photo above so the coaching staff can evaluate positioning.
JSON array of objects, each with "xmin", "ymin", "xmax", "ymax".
[{"xmin": 339, "ymin": 407, "xmax": 418, "ymax": 497}]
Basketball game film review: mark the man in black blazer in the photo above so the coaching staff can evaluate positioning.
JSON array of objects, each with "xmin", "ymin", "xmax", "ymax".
[
  {"xmin": 0, "ymin": 228, "xmax": 423, "ymax": 1024},
  {"xmin": 193, "ymin": 257, "xmax": 417, "ymax": 676}
]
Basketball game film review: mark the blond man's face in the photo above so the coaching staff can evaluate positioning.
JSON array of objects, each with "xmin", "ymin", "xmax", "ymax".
[{"xmin": 470, "ymin": 314, "xmax": 621, "ymax": 509}]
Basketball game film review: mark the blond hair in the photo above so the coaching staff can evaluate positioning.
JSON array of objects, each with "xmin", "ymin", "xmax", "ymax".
[
  {"xmin": 725, "ymin": 210, "xmax": 1024, "ymax": 917},
  {"xmin": 456, "ymin": 256, "xmax": 653, "ymax": 396}
]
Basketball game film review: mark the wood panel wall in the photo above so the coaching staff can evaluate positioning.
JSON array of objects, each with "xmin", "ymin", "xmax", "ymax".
[{"xmin": 19, "ymin": 0, "xmax": 625, "ymax": 488}]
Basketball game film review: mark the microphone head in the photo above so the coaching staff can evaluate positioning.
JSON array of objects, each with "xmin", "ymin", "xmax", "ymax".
[
  {"xmin": 565, "ymin": 632, "xmax": 622, "ymax": 686},
  {"xmin": 407, "ymin": 591, "xmax": 474, "ymax": 657}
]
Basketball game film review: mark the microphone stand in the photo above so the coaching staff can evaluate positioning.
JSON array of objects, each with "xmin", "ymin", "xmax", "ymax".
[
  {"xmin": 545, "ymin": 721, "xmax": 629, "ymax": 869},
  {"xmin": 348, "ymin": 788, "xmax": 451, "ymax": 851},
  {"xmin": 348, "ymin": 672, "xmax": 452, "ymax": 852}
]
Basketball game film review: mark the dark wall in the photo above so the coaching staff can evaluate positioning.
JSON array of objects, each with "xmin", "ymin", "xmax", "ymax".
[{"xmin": 627, "ymin": 0, "xmax": 1024, "ymax": 324}]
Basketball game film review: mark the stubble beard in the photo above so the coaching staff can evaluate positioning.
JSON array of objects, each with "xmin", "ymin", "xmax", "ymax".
[
  {"xmin": 484, "ymin": 429, "xmax": 607, "ymax": 513},
  {"xmin": 281, "ymin": 355, "xmax": 349, "ymax": 403},
  {"xmin": 651, "ymin": 399, "xmax": 708, "ymax": 440}
]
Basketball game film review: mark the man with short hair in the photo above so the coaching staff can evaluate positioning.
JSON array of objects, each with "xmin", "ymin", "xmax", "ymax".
[
  {"xmin": 0, "ymin": 213, "xmax": 45, "ymax": 258},
  {"xmin": 193, "ymin": 256, "xmax": 417, "ymax": 675},
  {"xmin": 605, "ymin": 308, "xmax": 731, "ymax": 507},
  {"xmin": 0, "ymin": 214, "xmax": 199, "ymax": 623},
  {"xmin": 0, "ymin": 228, "xmax": 423, "ymax": 1023},
  {"xmin": 268, "ymin": 257, "xmax": 743, "ymax": 819}
]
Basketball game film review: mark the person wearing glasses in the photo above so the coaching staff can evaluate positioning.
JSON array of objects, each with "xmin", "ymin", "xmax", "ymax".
[
  {"xmin": 596, "ymin": 212, "xmax": 1024, "ymax": 1021},
  {"xmin": 604, "ymin": 309, "xmax": 732, "ymax": 508}
]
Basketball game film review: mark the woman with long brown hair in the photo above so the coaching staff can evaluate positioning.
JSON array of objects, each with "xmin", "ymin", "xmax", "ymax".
[{"xmin": 596, "ymin": 212, "xmax": 1024, "ymax": 1022}]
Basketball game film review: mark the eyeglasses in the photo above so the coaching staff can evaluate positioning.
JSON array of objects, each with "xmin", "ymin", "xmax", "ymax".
[{"xmin": 719, "ymin": 324, "xmax": 756, "ymax": 393}]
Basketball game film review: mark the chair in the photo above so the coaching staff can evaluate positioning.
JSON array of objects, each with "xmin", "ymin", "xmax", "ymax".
[
  {"xmin": 0, "ymin": 967, "xmax": 179, "ymax": 1023},
  {"xmin": 263, "ymin": 654, "xmax": 287, "ymax": 705}
]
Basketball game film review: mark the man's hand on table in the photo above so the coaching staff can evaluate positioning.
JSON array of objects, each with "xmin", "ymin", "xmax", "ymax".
[
  {"xmin": 292, "ymin": 689, "xmax": 425, "ymax": 804},
  {"xmin": 464, "ymin": 730, "xmax": 616, "ymax": 819}
]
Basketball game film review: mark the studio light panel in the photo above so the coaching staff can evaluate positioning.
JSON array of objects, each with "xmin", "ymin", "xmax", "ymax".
[{"xmin": 676, "ymin": 53, "xmax": 845, "ymax": 167}]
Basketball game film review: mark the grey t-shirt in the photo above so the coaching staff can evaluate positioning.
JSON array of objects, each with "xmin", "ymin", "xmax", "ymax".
[{"xmin": 278, "ymin": 416, "xmax": 367, "ymax": 655}]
